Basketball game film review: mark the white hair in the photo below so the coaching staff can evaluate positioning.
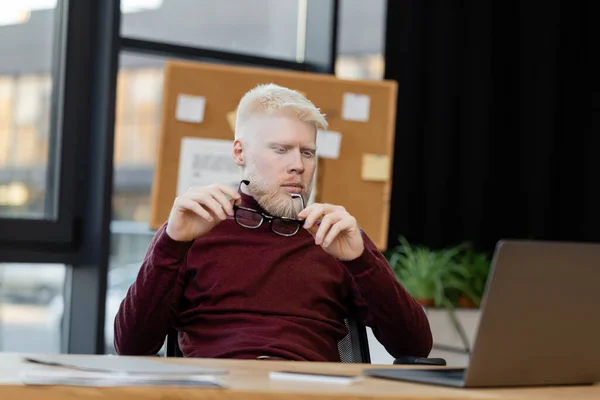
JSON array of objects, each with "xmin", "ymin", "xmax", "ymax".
[{"xmin": 234, "ymin": 83, "xmax": 328, "ymax": 140}]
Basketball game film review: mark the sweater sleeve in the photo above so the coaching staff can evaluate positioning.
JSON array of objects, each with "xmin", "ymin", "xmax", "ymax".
[
  {"xmin": 343, "ymin": 232, "xmax": 433, "ymax": 358},
  {"xmin": 113, "ymin": 223, "xmax": 193, "ymax": 355}
]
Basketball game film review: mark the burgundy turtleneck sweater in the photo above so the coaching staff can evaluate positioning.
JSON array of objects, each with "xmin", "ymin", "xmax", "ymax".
[{"xmin": 114, "ymin": 192, "xmax": 432, "ymax": 361}]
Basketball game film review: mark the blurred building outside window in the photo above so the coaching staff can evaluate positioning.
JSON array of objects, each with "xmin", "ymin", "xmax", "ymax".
[
  {"xmin": 121, "ymin": 0, "xmax": 301, "ymax": 61},
  {"xmin": 0, "ymin": 74, "xmax": 53, "ymax": 218},
  {"xmin": 0, "ymin": 0, "xmax": 66, "ymax": 354},
  {"xmin": 0, "ymin": 263, "xmax": 66, "ymax": 353},
  {"xmin": 107, "ymin": 54, "xmax": 165, "ymax": 354},
  {"xmin": 335, "ymin": 54, "xmax": 385, "ymax": 81}
]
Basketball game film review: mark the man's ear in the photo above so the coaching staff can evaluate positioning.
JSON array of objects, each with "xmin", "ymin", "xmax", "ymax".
[{"xmin": 232, "ymin": 139, "xmax": 245, "ymax": 166}]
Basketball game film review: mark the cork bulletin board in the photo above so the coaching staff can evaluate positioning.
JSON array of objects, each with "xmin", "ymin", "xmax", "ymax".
[{"xmin": 150, "ymin": 60, "xmax": 398, "ymax": 250}]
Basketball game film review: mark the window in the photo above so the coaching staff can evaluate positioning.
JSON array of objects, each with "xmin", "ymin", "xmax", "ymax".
[
  {"xmin": 107, "ymin": 53, "xmax": 165, "ymax": 354},
  {"xmin": 336, "ymin": 55, "xmax": 385, "ymax": 81},
  {"xmin": 335, "ymin": 0, "xmax": 386, "ymax": 80},
  {"xmin": 0, "ymin": 3, "xmax": 58, "ymax": 219},
  {"xmin": 121, "ymin": 0, "xmax": 302, "ymax": 61},
  {"xmin": 0, "ymin": 263, "xmax": 66, "ymax": 353},
  {"xmin": 107, "ymin": 223, "xmax": 158, "ymax": 354},
  {"xmin": 113, "ymin": 53, "xmax": 164, "ymax": 222}
]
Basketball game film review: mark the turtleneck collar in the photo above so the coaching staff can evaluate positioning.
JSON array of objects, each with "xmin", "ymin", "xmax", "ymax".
[{"xmin": 238, "ymin": 190, "xmax": 268, "ymax": 214}]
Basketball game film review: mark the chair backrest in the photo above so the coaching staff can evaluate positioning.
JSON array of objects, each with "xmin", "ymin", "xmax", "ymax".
[
  {"xmin": 166, "ymin": 316, "xmax": 371, "ymax": 363},
  {"xmin": 166, "ymin": 326, "xmax": 184, "ymax": 358},
  {"xmin": 337, "ymin": 317, "xmax": 371, "ymax": 363}
]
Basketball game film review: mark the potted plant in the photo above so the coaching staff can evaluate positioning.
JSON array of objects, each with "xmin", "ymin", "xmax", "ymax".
[
  {"xmin": 386, "ymin": 238, "xmax": 488, "ymax": 353},
  {"xmin": 445, "ymin": 244, "xmax": 491, "ymax": 308},
  {"xmin": 386, "ymin": 237, "xmax": 465, "ymax": 308}
]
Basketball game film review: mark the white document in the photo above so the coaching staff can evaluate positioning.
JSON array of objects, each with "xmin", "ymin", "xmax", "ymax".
[
  {"xmin": 176, "ymin": 94, "xmax": 206, "ymax": 123},
  {"xmin": 269, "ymin": 371, "xmax": 363, "ymax": 385},
  {"xmin": 342, "ymin": 92, "xmax": 370, "ymax": 122},
  {"xmin": 316, "ymin": 130, "xmax": 342, "ymax": 160},
  {"xmin": 20, "ymin": 368, "xmax": 227, "ymax": 388},
  {"xmin": 23, "ymin": 355, "xmax": 227, "ymax": 375},
  {"xmin": 177, "ymin": 137, "xmax": 242, "ymax": 196}
]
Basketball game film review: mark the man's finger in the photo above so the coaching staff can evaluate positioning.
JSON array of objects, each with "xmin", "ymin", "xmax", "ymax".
[
  {"xmin": 298, "ymin": 203, "xmax": 324, "ymax": 220},
  {"xmin": 314, "ymin": 212, "xmax": 344, "ymax": 245},
  {"xmin": 306, "ymin": 224, "xmax": 319, "ymax": 238},
  {"xmin": 299, "ymin": 205, "xmax": 323, "ymax": 229},
  {"xmin": 322, "ymin": 218, "xmax": 353, "ymax": 248},
  {"xmin": 208, "ymin": 188, "xmax": 236, "ymax": 216},
  {"xmin": 177, "ymin": 198, "xmax": 214, "ymax": 222},
  {"xmin": 214, "ymin": 184, "xmax": 241, "ymax": 201},
  {"xmin": 301, "ymin": 203, "xmax": 337, "ymax": 229},
  {"xmin": 187, "ymin": 184, "xmax": 240, "ymax": 201},
  {"xmin": 187, "ymin": 192, "xmax": 227, "ymax": 220}
]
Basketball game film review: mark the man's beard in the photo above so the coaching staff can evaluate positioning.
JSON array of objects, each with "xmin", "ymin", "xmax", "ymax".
[{"xmin": 245, "ymin": 168, "xmax": 310, "ymax": 219}]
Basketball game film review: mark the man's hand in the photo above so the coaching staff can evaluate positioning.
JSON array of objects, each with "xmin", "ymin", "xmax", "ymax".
[
  {"xmin": 166, "ymin": 184, "xmax": 240, "ymax": 242},
  {"xmin": 298, "ymin": 203, "xmax": 364, "ymax": 261}
]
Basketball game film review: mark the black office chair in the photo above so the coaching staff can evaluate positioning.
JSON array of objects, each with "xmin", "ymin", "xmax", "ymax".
[{"xmin": 165, "ymin": 316, "xmax": 446, "ymax": 365}]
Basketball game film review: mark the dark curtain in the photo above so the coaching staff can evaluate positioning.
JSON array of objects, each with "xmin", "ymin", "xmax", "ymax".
[{"xmin": 384, "ymin": 0, "xmax": 596, "ymax": 253}]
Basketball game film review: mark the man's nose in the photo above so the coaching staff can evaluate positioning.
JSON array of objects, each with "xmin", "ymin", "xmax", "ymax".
[{"xmin": 287, "ymin": 150, "xmax": 305, "ymax": 174}]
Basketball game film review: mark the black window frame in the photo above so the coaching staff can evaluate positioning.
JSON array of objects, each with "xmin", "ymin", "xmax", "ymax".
[{"xmin": 0, "ymin": 0, "xmax": 76, "ymax": 246}]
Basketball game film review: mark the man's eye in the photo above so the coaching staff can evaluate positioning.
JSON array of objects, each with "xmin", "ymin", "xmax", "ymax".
[
  {"xmin": 275, "ymin": 147, "xmax": 287, "ymax": 153},
  {"xmin": 303, "ymin": 151, "xmax": 315, "ymax": 158}
]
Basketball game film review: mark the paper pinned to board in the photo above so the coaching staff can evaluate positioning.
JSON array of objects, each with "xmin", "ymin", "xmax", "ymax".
[
  {"xmin": 177, "ymin": 137, "xmax": 241, "ymax": 195},
  {"xmin": 176, "ymin": 94, "xmax": 206, "ymax": 123},
  {"xmin": 316, "ymin": 130, "xmax": 342, "ymax": 160},
  {"xmin": 361, "ymin": 154, "xmax": 391, "ymax": 182},
  {"xmin": 342, "ymin": 93, "xmax": 370, "ymax": 122}
]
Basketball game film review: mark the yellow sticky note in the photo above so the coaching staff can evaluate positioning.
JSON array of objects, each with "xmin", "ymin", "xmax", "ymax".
[
  {"xmin": 226, "ymin": 110, "xmax": 237, "ymax": 132},
  {"xmin": 361, "ymin": 154, "xmax": 391, "ymax": 182}
]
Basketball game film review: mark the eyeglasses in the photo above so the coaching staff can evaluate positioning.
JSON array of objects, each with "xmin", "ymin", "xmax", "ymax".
[{"xmin": 232, "ymin": 180, "xmax": 305, "ymax": 237}]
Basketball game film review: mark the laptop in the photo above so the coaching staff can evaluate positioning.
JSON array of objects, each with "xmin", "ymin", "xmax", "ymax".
[{"xmin": 364, "ymin": 240, "xmax": 600, "ymax": 388}]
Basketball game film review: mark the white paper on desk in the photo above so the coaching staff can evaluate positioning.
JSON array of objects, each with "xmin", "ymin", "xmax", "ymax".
[
  {"xmin": 23, "ymin": 355, "xmax": 227, "ymax": 375},
  {"xmin": 316, "ymin": 130, "xmax": 342, "ymax": 159},
  {"xmin": 20, "ymin": 368, "xmax": 227, "ymax": 388},
  {"xmin": 269, "ymin": 371, "xmax": 363, "ymax": 385},
  {"xmin": 176, "ymin": 137, "xmax": 242, "ymax": 196},
  {"xmin": 342, "ymin": 92, "xmax": 370, "ymax": 122},
  {"xmin": 176, "ymin": 94, "xmax": 206, "ymax": 123}
]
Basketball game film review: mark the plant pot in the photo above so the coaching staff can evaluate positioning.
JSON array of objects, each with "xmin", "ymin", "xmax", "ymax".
[
  {"xmin": 458, "ymin": 296, "xmax": 478, "ymax": 308},
  {"xmin": 416, "ymin": 298, "xmax": 435, "ymax": 307}
]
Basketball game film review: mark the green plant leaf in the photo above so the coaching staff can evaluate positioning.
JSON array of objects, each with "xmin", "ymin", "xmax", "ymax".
[{"xmin": 386, "ymin": 236, "xmax": 492, "ymax": 308}]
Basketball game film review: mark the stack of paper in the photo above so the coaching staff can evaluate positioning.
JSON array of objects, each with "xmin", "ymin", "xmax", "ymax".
[
  {"xmin": 20, "ymin": 355, "xmax": 228, "ymax": 388},
  {"xmin": 20, "ymin": 369, "xmax": 227, "ymax": 387}
]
